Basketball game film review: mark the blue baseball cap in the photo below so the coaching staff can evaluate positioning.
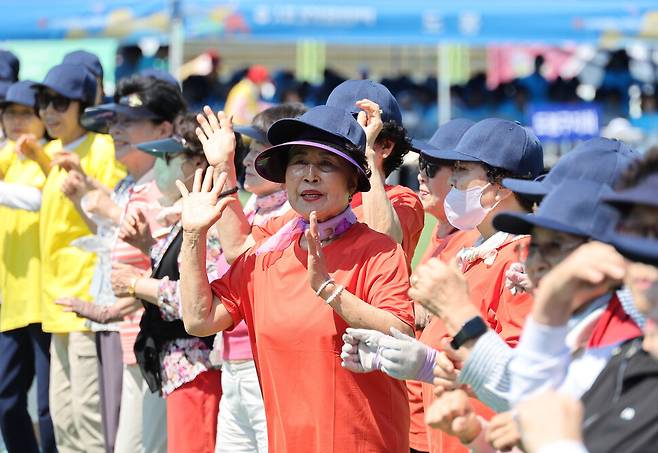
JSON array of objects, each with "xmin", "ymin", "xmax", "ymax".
[
  {"xmin": 62, "ymin": 50, "xmax": 104, "ymax": 79},
  {"xmin": 493, "ymin": 180, "xmax": 618, "ymax": 240},
  {"xmin": 0, "ymin": 80, "xmax": 38, "ymax": 108},
  {"xmin": 255, "ymin": 105, "xmax": 370, "ymax": 192},
  {"xmin": 140, "ymin": 68, "xmax": 180, "ymax": 90},
  {"xmin": 602, "ymin": 172, "xmax": 658, "ymax": 210},
  {"xmin": 607, "ymin": 233, "xmax": 658, "ymax": 266},
  {"xmin": 433, "ymin": 118, "xmax": 544, "ymax": 179},
  {"xmin": 0, "ymin": 50, "xmax": 19, "ymax": 82},
  {"xmin": 0, "ymin": 81, "xmax": 12, "ymax": 99},
  {"xmin": 32, "ymin": 63, "xmax": 97, "ymax": 104},
  {"xmin": 503, "ymin": 137, "xmax": 638, "ymax": 201},
  {"xmin": 81, "ymin": 91, "xmax": 163, "ymax": 133},
  {"xmin": 412, "ymin": 118, "xmax": 475, "ymax": 158},
  {"xmin": 234, "ymin": 125, "xmax": 268, "ymax": 144},
  {"xmin": 326, "ymin": 79, "xmax": 403, "ymax": 126}
]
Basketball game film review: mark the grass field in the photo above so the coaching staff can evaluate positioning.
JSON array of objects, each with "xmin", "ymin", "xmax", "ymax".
[{"xmin": 411, "ymin": 213, "xmax": 437, "ymax": 270}]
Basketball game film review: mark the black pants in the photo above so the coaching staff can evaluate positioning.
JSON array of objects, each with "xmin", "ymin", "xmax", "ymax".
[{"xmin": 0, "ymin": 324, "xmax": 57, "ymax": 453}]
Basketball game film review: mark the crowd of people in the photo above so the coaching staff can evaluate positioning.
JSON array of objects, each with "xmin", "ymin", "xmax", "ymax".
[
  {"xmin": 172, "ymin": 48, "xmax": 658, "ymax": 142},
  {"xmin": 0, "ymin": 44, "xmax": 657, "ymax": 453}
]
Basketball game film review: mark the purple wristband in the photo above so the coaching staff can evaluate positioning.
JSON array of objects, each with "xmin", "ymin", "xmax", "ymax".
[{"xmin": 416, "ymin": 346, "xmax": 438, "ymax": 383}]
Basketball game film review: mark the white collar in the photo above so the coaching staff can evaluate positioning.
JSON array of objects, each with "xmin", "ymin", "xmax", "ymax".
[{"xmin": 61, "ymin": 133, "xmax": 89, "ymax": 151}]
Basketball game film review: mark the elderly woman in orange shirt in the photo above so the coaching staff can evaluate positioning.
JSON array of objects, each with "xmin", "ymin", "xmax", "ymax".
[{"xmin": 179, "ymin": 103, "xmax": 415, "ymax": 452}]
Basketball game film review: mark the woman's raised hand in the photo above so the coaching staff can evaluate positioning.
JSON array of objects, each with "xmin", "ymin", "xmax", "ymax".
[
  {"xmin": 305, "ymin": 211, "xmax": 331, "ymax": 293},
  {"xmin": 356, "ymin": 98, "xmax": 384, "ymax": 155},
  {"xmin": 195, "ymin": 106, "xmax": 236, "ymax": 168},
  {"xmin": 176, "ymin": 166, "xmax": 234, "ymax": 234}
]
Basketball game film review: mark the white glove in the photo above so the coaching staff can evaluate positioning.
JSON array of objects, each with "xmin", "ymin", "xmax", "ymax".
[
  {"xmin": 341, "ymin": 327, "xmax": 437, "ymax": 383},
  {"xmin": 341, "ymin": 328, "xmax": 387, "ymax": 373},
  {"xmin": 378, "ymin": 327, "xmax": 437, "ymax": 383}
]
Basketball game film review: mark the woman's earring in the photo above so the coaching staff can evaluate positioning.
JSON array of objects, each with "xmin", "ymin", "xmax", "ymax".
[{"xmin": 348, "ymin": 194, "xmax": 353, "ymax": 202}]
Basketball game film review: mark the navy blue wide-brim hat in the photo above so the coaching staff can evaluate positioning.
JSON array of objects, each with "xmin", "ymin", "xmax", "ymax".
[
  {"xmin": 503, "ymin": 137, "xmax": 638, "ymax": 201},
  {"xmin": 429, "ymin": 117, "xmax": 544, "ymax": 179},
  {"xmin": 493, "ymin": 179, "xmax": 618, "ymax": 240},
  {"xmin": 411, "ymin": 118, "xmax": 475, "ymax": 159},
  {"xmin": 326, "ymin": 79, "xmax": 403, "ymax": 126},
  {"xmin": 0, "ymin": 80, "xmax": 38, "ymax": 109},
  {"xmin": 602, "ymin": 173, "xmax": 658, "ymax": 210},
  {"xmin": 607, "ymin": 233, "xmax": 658, "ymax": 266},
  {"xmin": 255, "ymin": 105, "xmax": 370, "ymax": 192}
]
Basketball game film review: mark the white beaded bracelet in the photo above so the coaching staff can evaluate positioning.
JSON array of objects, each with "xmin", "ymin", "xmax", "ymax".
[
  {"xmin": 325, "ymin": 284, "xmax": 344, "ymax": 305},
  {"xmin": 315, "ymin": 278, "xmax": 335, "ymax": 296}
]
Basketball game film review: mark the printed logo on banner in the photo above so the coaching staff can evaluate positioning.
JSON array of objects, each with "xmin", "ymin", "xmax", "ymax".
[{"xmin": 528, "ymin": 103, "xmax": 601, "ymax": 141}]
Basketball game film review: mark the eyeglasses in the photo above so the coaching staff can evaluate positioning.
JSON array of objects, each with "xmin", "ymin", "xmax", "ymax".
[
  {"xmin": 419, "ymin": 156, "xmax": 440, "ymax": 178},
  {"xmin": 36, "ymin": 93, "xmax": 72, "ymax": 113}
]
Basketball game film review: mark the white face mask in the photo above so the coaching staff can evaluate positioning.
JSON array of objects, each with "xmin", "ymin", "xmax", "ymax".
[{"xmin": 444, "ymin": 183, "xmax": 495, "ymax": 231}]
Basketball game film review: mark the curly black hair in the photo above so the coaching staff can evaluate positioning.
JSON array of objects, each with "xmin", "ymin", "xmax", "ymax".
[
  {"xmin": 378, "ymin": 120, "xmax": 411, "ymax": 177},
  {"xmin": 115, "ymin": 75, "xmax": 187, "ymax": 124},
  {"xmin": 615, "ymin": 145, "xmax": 658, "ymax": 190},
  {"xmin": 484, "ymin": 164, "xmax": 535, "ymax": 212}
]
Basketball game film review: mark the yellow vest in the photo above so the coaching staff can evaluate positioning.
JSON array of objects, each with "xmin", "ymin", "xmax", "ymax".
[
  {"xmin": 0, "ymin": 141, "xmax": 49, "ymax": 331},
  {"xmin": 0, "ymin": 141, "xmax": 15, "ymax": 178},
  {"xmin": 39, "ymin": 133, "xmax": 126, "ymax": 333}
]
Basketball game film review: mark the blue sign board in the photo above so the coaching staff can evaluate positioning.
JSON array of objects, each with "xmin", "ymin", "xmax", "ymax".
[{"xmin": 529, "ymin": 103, "xmax": 601, "ymax": 141}]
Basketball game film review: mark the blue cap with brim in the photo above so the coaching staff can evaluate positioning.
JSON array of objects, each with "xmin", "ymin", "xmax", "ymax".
[
  {"xmin": 81, "ymin": 92, "xmax": 163, "ymax": 134},
  {"xmin": 433, "ymin": 118, "xmax": 544, "ymax": 179},
  {"xmin": 234, "ymin": 125, "xmax": 268, "ymax": 144},
  {"xmin": 493, "ymin": 180, "xmax": 618, "ymax": 240},
  {"xmin": 411, "ymin": 118, "xmax": 475, "ymax": 158},
  {"xmin": 255, "ymin": 105, "xmax": 370, "ymax": 192},
  {"xmin": 0, "ymin": 80, "xmax": 12, "ymax": 99},
  {"xmin": 137, "ymin": 135, "xmax": 201, "ymax": 158},
  {"xmin": 607, "ymin": 233, "xmax": 658, "ymax": 266},
  {"xmin": 0, "ymin": 80, "xmax": 38, "ymax": 108},
  {"xmin": 326, "ymin": 79, "xmax": 403, "ymax": 126},
  {"xmin": 32, "ymin": 63, "xmax": 97, "ymax": 104},
  {"xmin": 503, "ymin": 137, "xmax": 638, "ymax": 200},
  {"xmin": 0, "ymin": 50, "xmax": 19, "ymax": 82},
  {"xmin": 602, "ymin": 173, "xmax": 658, "ymax": 210},
  {"xmin": 62, "ymin": 50, "xmax": 104, "ymax": 79}
]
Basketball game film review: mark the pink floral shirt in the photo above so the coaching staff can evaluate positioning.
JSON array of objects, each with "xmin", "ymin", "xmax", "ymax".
[{"xmin": 151, "ymin": 221, "xmax": 224, "ymax": 396}]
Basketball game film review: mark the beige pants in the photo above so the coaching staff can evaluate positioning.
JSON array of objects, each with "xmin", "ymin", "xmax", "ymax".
[
  {"xmin": 50, "ymin": 332, "xmax": 104, "ymax": 453},
  {"xmin": 114, "ymin": 363, "xmax": 167, "ymax": 453}
]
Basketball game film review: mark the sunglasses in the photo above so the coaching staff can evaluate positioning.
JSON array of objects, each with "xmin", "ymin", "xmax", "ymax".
[
  {"xmin": 418, "ymin": 156, "xmax": 440, "ymax": 178},
  {"xmin": 36, "ymin": 93, "xmax": 72, "ymax": 113}
]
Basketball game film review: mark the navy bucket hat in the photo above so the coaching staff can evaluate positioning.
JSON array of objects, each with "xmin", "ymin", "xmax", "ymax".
[
  {"xmin": 493, "ymin": 180, "xmax": 618, "ymax": 240},
  {"xmin": 503, "ymin": 137, "xmax": 638, "ymax": 201},
  {"xmin": 255, "ymin": 105, "xmax": 370, "ymax": 192},
  {"xmin": 431, "ymin": 118, "xmax": 544, "ymax": 179},
  {"xmin": 411, "ymin": 118, "xmax": 475, "ymax": 159},
  {"xmin": 326, "ymin": 79, "xmax": 403, "ymax": 126}
]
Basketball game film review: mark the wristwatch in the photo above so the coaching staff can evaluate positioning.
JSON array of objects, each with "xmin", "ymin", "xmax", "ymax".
[{"xmin": 450, "ymin": 316, "xmax": 487, "ymax": 350}]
